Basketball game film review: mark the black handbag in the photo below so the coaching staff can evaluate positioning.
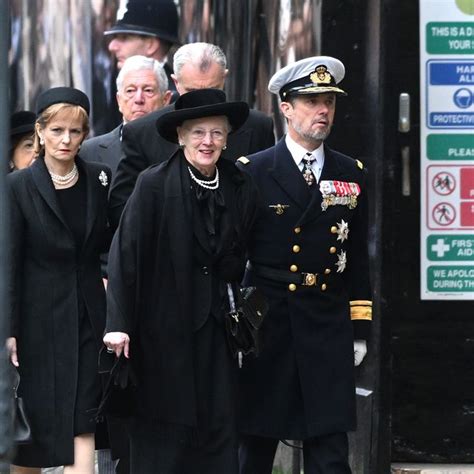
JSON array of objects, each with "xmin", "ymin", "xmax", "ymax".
[
  {"xmin": 11, "ymin": 366, "xmax": 32, "ymax": 444},
  {"xmin": 224, "ymin": 283, "xmax": 268, "ymax": 362}
]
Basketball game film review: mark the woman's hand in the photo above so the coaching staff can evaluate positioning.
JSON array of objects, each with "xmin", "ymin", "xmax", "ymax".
[
  {"xmin": 103, "ymin": 332, "xmax": 130, "ymax": 358},
  {"xmin": 6, "ymin": 337, "xmax": 19, "ymax": 367}
]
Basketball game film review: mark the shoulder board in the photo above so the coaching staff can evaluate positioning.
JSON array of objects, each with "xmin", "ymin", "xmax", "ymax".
[
  {"xmin": 237, "ymin": 156, "xmax": 250, "ymax": 165},
  {"xmin": 356, "ymin": 159, "xmax": 364, "ymax": 170}
]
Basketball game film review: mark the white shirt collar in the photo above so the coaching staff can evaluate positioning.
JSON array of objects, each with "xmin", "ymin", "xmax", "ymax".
[{"xmin": 285, "ymin": 134, "xmax": 325, "ymax": 171}]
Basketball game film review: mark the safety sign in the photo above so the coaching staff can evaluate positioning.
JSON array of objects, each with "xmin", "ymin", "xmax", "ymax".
[
  {"xmin": 426, "ymin": 165, "xmax": 474, "ymax": 230},
  {"xmin": 427, "ymin": 235, "xmax": 474, "ymax": 260},
  {"xmin": 420, "ymin": 1, "xmax": 474, "ymax": 299},
  {"xmin": 432, "ymin": 171, "xmax": 456, "ymax": 195},
  {"xmin": 427, "ymin": 60, "xmax": 474, "ymax": 129}
]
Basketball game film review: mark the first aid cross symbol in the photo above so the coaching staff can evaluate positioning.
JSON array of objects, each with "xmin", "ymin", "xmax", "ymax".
[{"xmin": 431, "ymin": 238, "xmax": 450, "ymax": 258}]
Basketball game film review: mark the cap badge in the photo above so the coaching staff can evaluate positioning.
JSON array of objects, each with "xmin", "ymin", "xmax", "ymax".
[{"xmin": 310, "ymin": 65, "xmax": 332, "ymax": 85}]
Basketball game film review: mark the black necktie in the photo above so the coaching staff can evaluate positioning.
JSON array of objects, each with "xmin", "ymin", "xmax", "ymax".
[{"xmin": 302, "ymin": 152, "xmax": 315, "ymax": 186}]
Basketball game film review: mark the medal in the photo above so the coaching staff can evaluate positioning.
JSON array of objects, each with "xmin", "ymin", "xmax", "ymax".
[
  {"xmin": 319, "ymin": 180, "xmax": 360, "ymax": 211},
  {"xmin": 336, "ymin": 219, "xmax": 349, "ymax": 242},
  {"xmin": 336, "ymin": 250, "xmax": 347, "ymax": 273}
]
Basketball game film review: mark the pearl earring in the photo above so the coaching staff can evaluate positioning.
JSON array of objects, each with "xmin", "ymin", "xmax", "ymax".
[
  {"xmin": 179, "ymin": 142, "xmax": 184, "ymax": 148},
  {"xmin": 40, "ymin": 137, "xmax": 44, "ymax": 145},
  {"xmin": 222, "ymin": 144, "xmax": 227, "ymax": 150}
]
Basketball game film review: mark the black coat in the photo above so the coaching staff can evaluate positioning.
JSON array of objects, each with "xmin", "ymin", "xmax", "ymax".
[
  {"xmin": 109, "ymin": 105, "xmax": 274, "ymax": 228},
  {"xmin": 81, "ymin": 125, "xmax": 122, "ymax": 177},
  {"xmin": 81, "ymin": 125, "xmax": 123, "ymax": 277},
  {"xmin": 237, "ymin": 138, "xmax": 372, "ymax": 439},
  {"xmin": 163, "ymin": 62, "xmax": 179, "ymax": 103},
  {"xmin": 7, "ymin": 157, "xmax": 112, "ymax": 467},
  {"xmin": 105, "ymin": 151, "xmax": 257, "ymax": 429}
]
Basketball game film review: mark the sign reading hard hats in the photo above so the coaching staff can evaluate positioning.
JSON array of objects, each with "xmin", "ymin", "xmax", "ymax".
[
  {"xmin": 427, "ymin": 60, "xmax": 474, "ymax": 128},
  {"xmin": 421, "ymin": 0, "xmax": 474, "ymax": 300}
]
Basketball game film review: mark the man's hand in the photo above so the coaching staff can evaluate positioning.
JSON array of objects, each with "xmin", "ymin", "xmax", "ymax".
[{"xmin": 354, "ymin": 339, "xmax": 367, "ymax": 367}]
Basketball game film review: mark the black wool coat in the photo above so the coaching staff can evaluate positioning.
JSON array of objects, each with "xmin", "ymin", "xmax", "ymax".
[
  {"xmin": 105, "ymin": 151, "xmax": 257, "ymax": 429},
  {"xmin": 81, "ymin": 125, "xmax": 123, "ymax": 277},
  {"xmin": 81, "ymin": 124, "xmax": 122, "ymax": 177},
  {"xmin": 109, "ymin": 104, "xmax": 274, "ymax": 228},
  {"xmin": 237, "ymin": 138, "xmax": 372, "ymax": 440},
  {"xmin": 8, "ymin": 156, "xmax": 112, "ymax": 467}
]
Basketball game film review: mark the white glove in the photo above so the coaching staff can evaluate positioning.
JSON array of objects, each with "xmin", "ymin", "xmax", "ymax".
[{"xmin": 353, "ymin": 339, "xmax": 367, "ymax": 367}]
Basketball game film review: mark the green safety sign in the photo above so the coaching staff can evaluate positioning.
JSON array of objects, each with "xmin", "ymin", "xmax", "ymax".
[
  {"xmin": 427, "ymin": 235, "xmax": 474, "ymax": 260},
  {"xmin": 427, "ymin": 134, "xmax": 474, "ymax": 160},
  {"xmin": 426, "ymin": 22, "xmax": 474, "ymax": 54},
  {"xmin": 428, "ymin": 265, "xmax": 474, "ymax": 291}
]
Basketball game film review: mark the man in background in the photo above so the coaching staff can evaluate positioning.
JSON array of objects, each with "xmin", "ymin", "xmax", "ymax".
[
  {"xmin": 109, "ymin": 42, "xmax": 275, "ymax": 228},
  {"xmin": 105, "ymin": 0, "xmax": 179, "ymax": 95},
  {"xmin": 82, "ymin": 55, "xmax": 171, "ymax": 176}
]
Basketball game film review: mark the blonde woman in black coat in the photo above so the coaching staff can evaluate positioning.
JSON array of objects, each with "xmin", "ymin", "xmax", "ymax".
[{"xmin": 6, "ymin": 87, "xmax": 111, "ymax": 473}]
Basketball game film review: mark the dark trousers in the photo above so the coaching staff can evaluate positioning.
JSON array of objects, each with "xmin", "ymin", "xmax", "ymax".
[
  {"xmin": 239, "ymin": 432, "xmax": 351, "ymax": 474},
  {"xmin": 129, "ymin": 421, "xmax": 238, "ymax": 474}
]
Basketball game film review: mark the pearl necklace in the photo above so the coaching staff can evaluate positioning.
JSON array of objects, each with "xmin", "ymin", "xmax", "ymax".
[
  {"xmin": 188, "ymin": 166, "xmax": 219, "ymax": 190},
  {"xmin": 49, "ymin": 164, "xmax": 78, "ymax": 186}
]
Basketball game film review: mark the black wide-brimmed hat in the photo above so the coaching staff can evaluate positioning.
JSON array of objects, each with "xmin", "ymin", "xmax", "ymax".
[
  {"xmin": 104, "ymin": 0, "xmax": 179, "ymax": 44},
  {"xmin": 156, "ymin": 89, "xmax": 249, "ymax": 144},
  {"xmin": 10, "ymin": 111, "xmax": 36, "ymax": 137},
  {"xmin": 36, "ymin": 87, "xmax": 90, "ymax": 116}
]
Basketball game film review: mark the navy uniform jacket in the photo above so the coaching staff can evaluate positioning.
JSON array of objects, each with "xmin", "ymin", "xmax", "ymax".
[{"xmin": 237, "ymin": 138, "xmax": 372, "ymax": 439}]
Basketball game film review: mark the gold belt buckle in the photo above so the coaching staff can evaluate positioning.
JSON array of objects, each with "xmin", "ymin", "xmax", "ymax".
[{"xmin": 302, "ymin": 272, "xmax": 318, "ymax": 286}]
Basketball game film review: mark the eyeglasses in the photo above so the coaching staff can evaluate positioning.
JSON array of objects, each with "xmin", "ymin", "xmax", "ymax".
[
  {"xmin": 185, "ymin": 128, "xmax": 227, "ymax": 142},
  {"xmin": 122, "ymin": 86, "xmax": 158, "ymax": 99}
]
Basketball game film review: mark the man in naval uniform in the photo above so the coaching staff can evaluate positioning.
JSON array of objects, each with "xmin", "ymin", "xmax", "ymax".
[{"xmin": 237, "ymin": 56, "xmax": 372, "ymax": 474}]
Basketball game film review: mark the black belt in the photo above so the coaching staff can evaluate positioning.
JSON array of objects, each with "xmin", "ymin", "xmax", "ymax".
[{"xmin": 248, "ymin": 262, "xmax": 319, "ymax": 287}]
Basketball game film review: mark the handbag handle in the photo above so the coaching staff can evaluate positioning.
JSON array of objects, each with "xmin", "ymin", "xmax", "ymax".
[
  {"xmin": 11, "ymin": 364, "xmax": 21, "ymax": 399},
  {"xmin": 226, "ymin": 283, "xmax": 244, "ymax": 368},
  {"xmin": 226, "ymin": 283, "xmax": 237, "ymax": 313}
]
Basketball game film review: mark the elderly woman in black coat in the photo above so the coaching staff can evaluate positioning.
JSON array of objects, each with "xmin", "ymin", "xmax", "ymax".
[
  {"xmin": 9, "ymin": 111, "xmax": 36, "ymax": 171},
  {"xmin": 6, "ymin": 87, "xmax": 111, "ymax": 473},
  {"xmin": 103, "ymin": 89, "xmax": 258, "ymax": 474}
]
